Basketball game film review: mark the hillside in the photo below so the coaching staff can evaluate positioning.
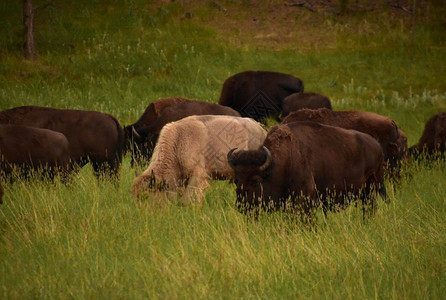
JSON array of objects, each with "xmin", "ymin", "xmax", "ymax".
[{"xmin": 0, "ymin": 1, "xmax": 445, "ymax": 137}]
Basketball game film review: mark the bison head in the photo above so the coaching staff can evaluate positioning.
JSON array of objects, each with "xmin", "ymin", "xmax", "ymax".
[
  {"xmin": 227, "ymin": 146, "xmax": 273, "ymax": 214},
  {"xmin": 124, "ymin": 125, "xmax": 158, "ymax": 167}
]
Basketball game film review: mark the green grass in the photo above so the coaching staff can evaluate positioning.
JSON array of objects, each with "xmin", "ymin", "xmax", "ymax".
[
  {"xmin": 1, "ymin": 1, "xmax": 446, "ymax": 298},
  {"xmin": 1, "ymin": 162, "xmax": 445, "ymax": 298}
]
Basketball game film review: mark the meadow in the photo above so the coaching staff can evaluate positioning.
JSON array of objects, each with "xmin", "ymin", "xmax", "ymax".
[{"xmin": 0, "ymin": 1, "xmax": 445, "ymax": 298}]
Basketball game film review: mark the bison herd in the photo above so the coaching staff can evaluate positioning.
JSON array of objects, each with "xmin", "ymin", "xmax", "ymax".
[{"xmin": 1, "ymin": 71, "xmax": 445, "ymax": 221}]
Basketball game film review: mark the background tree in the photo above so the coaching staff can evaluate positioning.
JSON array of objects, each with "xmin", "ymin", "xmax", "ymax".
[{"xmin": 23, "ymin": 0, "xmax": 37, "ymax": 60}]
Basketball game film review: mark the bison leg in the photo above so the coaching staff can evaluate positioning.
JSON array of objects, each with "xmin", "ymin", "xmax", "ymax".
[
  {"xmin": 91, "ymin": 159, "xmax": 121, "ymax": 180},
  {"xmin": 183, "ymin": 175, "xmax": 208, "ymax": 204}
]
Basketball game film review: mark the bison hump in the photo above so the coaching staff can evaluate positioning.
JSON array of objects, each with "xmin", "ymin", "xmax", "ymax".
[{"xmin": 265, "ymin": 125, "xmax": 292, "ymax": 147}]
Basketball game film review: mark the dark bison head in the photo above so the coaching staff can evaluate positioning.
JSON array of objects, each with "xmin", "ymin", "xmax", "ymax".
[
  {"xmin": 227, "ymin": 146, "xmax": 272, "ymax": 213},
  {"xmin": 124, "ymin": 125, "xmax": 158, "ymax": 166}
]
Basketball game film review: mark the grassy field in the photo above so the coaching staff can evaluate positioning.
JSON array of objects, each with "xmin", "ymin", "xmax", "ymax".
[{"xmin": 1, "ymin": 0, "xmax": 445, "ymax": 298}]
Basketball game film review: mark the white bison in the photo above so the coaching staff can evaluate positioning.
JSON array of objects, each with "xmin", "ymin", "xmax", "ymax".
[{"xmin": 131, "ymin": 115, "xmax": 267, "ymax": 203}]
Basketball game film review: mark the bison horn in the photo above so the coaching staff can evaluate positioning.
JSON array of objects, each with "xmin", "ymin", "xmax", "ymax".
[
  {"xmin": 259, "ymin": 146, "xmax": 272, "ymax": 172},
  {"xmin": 132, "ymin": 126, "xmax": 141, "ymax": 140},
  {"xmin": 227, "ymin": 148, "xmax": 238, "ymax": 169}
]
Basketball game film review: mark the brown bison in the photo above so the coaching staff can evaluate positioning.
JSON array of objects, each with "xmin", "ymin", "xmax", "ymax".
[
  {"xmin": 125, "ymin": 97, "xmax": 193, "ymax": 130},
  {"xmin": 123, "ymin": 97, "xmax": 193, "ymax": 144},
  {"xmin": 131, "ymin": 115, "xmax": 267, "ymax": 203},
  {"xmin": 0, "ymin": 106, "xmax": 124, "ymax": 176},
  {"xmin": 281, "ymin": 92, "xmax": 332, "ymax": 118},
  {"xmin": 282, "ymin": 108, "xmax": 406, "ymax": 176},
  {"xmin": 227, "ymin": 121, "xmax": 386, "ymax": 219},
  {"xmin": 131, "ymin": 101, "xmax": 241, "ymax": 163},
  {"xmin": 218, "ymin": 71, "xmax": 304, "ymax": 122},
  {"xmin": 0, "ymin": 124, "xmax": 70, "ymax": 178},
  {"xmin": 409, "ymin": 112, "xmax": 446, "ymax": 158}
]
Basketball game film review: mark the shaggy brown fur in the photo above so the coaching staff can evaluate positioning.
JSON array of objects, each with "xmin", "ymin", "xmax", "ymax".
[
  {"xmin": 282, "ymin": 108, "xmax": 405, "ymax": 175},
  {"xmin": 0, "ymin": 106, "xmax": 124, "ymax": 177},
  {"xmin": 228, "ymin": 121, "xmax": 386, "ymax": 219}
]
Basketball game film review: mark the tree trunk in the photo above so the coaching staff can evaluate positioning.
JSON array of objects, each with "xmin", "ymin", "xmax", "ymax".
[{"xmin": 23, "ymin": 0, "xmax": 37, "ymax": 60}]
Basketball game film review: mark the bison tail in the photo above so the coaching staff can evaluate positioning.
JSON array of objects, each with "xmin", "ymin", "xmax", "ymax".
[
  {"xmin": 107, "ymin": 117, "xmax": 125, "ymax": 174},
  {"xmin": 116, "ymin": 121, "xmax": 125, "ymax": 166}
]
